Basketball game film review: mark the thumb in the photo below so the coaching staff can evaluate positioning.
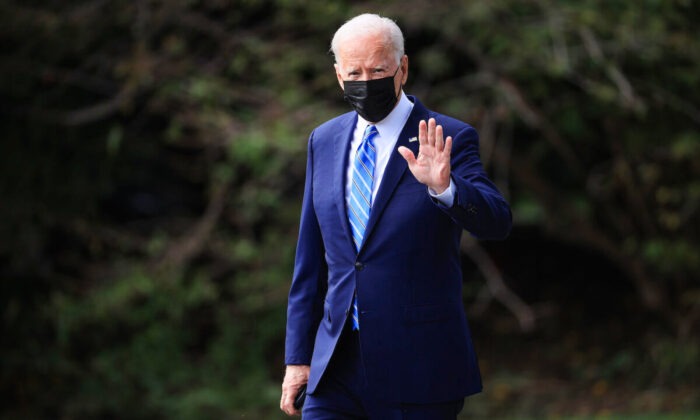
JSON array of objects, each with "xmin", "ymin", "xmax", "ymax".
[{"xmin": 397, "ymin": 146, "xmax": 416, "ymax": 166}]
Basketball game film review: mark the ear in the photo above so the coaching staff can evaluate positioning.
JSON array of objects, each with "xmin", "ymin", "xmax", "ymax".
[
  {"xmin": 334, "ymin": 63, "xmax": 344, "ymax": 90},
  {"xmin": 400, "ymin": 55, "xmax": 408, "ymax": 86}
]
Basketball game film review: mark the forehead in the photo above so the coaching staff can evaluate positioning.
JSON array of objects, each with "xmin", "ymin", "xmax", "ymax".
[{"xmin": 336, "ymin": 33, "xmax": 394, "ymax": 69}]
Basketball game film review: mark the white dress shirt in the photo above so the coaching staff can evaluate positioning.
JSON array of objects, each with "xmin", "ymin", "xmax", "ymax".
[{"xmin": 345, "ymin": 91, "xmax": 456, "ymax": 211}]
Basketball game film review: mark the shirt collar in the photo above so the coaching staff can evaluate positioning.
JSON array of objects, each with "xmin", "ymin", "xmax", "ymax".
[{"xmin": 357, "ymin": 90, "xmax": 414, "ymax": 141}]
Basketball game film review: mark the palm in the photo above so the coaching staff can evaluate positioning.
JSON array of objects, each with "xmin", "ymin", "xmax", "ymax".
[{"xmin": 398, "ymin": 118, "xmax": 452, "ymax": 193}]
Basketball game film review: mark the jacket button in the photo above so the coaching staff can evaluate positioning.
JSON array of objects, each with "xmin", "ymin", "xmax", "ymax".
[
  {"xmin": 354, "ymin": 262, "xmax": 364, "ymax": 271},
  {"xmin": 345, "ymin": 309, "xmax": 349, "ymax": 316}
]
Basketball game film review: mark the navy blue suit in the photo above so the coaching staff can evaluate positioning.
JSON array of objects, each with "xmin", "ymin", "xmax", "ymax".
[{"xmin": 285, "ymin": 95, "xmax": 511, "ymax": 408}]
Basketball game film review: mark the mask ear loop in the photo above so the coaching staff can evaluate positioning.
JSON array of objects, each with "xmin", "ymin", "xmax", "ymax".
[{"xmin": 393, "ymin": 64, "xmax": 403, "ymax": 100}]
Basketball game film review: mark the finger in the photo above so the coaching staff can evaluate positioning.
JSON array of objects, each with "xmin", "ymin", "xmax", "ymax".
[
  {"xmin": 397, "ymin": 146, "xmax": 416, "ymax": 166},
  {"xmin": 427, "ymin": 118, "xmax": 435, "ymax": 147},
  {"xmin": 444, "ymin": 136, "xmax": 452, "ymax": 157},
  {"xmin": 435, "ymin": 125, "xmax": 444, "ymax": 153},
  {"xmin": 281, "ymin": 387, "xmax": 299, "ymax": 416},
  {"xmin": 418, "ymin": 120, "xmax": 428, "ymax": 145},
  {"xmin": 282, "ymin": 398, "xmax": 299, "ymax": 416},
  {"xmin": 281, "ymin": 389, "xmax": 289, "ymax": 414}
]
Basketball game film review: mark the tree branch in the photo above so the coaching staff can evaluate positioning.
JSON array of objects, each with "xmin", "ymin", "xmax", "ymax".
[
  {"xmin": 154, "ymin": 182, "xmax": 228, "ymax": 270},
  {"xmin": 462, "ymin": 235, "xmax": 536, "ymax": 333}
]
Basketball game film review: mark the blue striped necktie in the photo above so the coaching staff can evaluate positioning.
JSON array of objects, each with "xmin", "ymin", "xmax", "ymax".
[{"xmin": 348, "ymin": 124, "xmax": 377, "ymax": 330}]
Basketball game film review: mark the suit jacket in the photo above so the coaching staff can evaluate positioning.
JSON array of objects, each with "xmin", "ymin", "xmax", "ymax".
[{"xmin": 285, "ymin": 95, "xmax": 512, "ymax": 403}]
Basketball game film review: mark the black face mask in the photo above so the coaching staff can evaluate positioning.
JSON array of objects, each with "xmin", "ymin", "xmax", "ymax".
[{"xmin": 342, "ymin": 66, "xmax": 401, "ymax": 123}]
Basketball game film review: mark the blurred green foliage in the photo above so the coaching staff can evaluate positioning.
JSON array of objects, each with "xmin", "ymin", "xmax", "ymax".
[{"xmin": 1, "ymin": 0, "xmax": 698, "ymax": 418}]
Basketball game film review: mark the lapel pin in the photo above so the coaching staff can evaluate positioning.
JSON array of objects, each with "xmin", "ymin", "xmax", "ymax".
[{"xmin": 409, "ymin": 137, "xmax": 418, "ymax": 142}]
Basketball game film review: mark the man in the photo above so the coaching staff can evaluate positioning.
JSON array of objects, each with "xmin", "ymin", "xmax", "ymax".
[{"xmin": 280, "ymin": 13, "xmax": 511, "ymax": 419}]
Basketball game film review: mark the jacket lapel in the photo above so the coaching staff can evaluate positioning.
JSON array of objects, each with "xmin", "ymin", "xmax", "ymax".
[
  {"xmin": 333, "ymin": 112, "xmax": 359, "ymax": 254},
  {"xmin": 359, "ymin": 96, "xmax": 429, "ymax": 253}
]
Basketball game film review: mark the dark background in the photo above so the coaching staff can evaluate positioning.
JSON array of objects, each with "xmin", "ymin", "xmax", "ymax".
[{"xmin": 1, "ymin": 1, "xmax": 698, "ymax": 419}]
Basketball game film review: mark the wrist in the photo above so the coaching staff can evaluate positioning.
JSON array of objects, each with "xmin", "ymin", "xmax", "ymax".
[{"xmin": 429, "ymin": 181, "xmax": 450, "ymax": 195}]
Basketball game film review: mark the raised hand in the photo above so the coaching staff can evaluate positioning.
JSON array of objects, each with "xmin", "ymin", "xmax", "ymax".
[{"xmin": 397, "ymin": 118, "xmax": 452, "ymax": 194}]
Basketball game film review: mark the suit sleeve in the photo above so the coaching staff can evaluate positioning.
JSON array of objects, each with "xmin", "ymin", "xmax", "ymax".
[
  {"xmin": 430, "ymin": 126, "xmax": 512, "ymax": 240},
  {"xmin": 285, "ymin": 130, "xmax": 328, "ymax": 365}
]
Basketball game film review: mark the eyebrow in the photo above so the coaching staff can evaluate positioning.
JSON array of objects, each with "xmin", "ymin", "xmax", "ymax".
[{"xmin": 345, "ymin": 65, "xmax": 386, "ymax": 74}]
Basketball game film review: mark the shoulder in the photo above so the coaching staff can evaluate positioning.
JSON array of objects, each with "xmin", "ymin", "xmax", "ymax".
[
  {"xmin": 423, "ymin": 107, "xmax": 480, "ymax": 154},
  {"xmin": 310, "ymin": 111, "xmax": 356, "ymax": 144},
  {"xmin": 426, "ymin": 109, "xmax": 476, "ymax": 136},
  {"xmin": 411, "ymin": 95, "xmax": 475, "ymax": 136}
]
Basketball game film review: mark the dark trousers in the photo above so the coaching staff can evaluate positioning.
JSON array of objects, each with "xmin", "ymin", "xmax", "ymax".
[{"xmin": 302, "ymin": 315, "xmax": 465, "ymax": 420}]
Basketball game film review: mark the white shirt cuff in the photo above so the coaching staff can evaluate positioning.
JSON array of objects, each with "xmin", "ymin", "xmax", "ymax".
[{"xmin": 427, "ymin": 178, "xmax": 456, "ymax": 207}]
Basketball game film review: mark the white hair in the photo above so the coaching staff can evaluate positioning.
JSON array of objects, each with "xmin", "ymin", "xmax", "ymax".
[{"xmin": 330, "ymin": 13, "xmax": 405, "ymax": 66}]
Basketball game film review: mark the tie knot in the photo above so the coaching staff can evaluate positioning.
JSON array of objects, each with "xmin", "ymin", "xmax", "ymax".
[{"xmin": 363, "ymin": 124, "xmax": 378, "ymax": 140}]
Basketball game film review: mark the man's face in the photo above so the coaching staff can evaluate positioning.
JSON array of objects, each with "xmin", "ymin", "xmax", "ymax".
[{"xmin": 334, "ymin": 33, "xmax": 408, "ymax": 95}]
